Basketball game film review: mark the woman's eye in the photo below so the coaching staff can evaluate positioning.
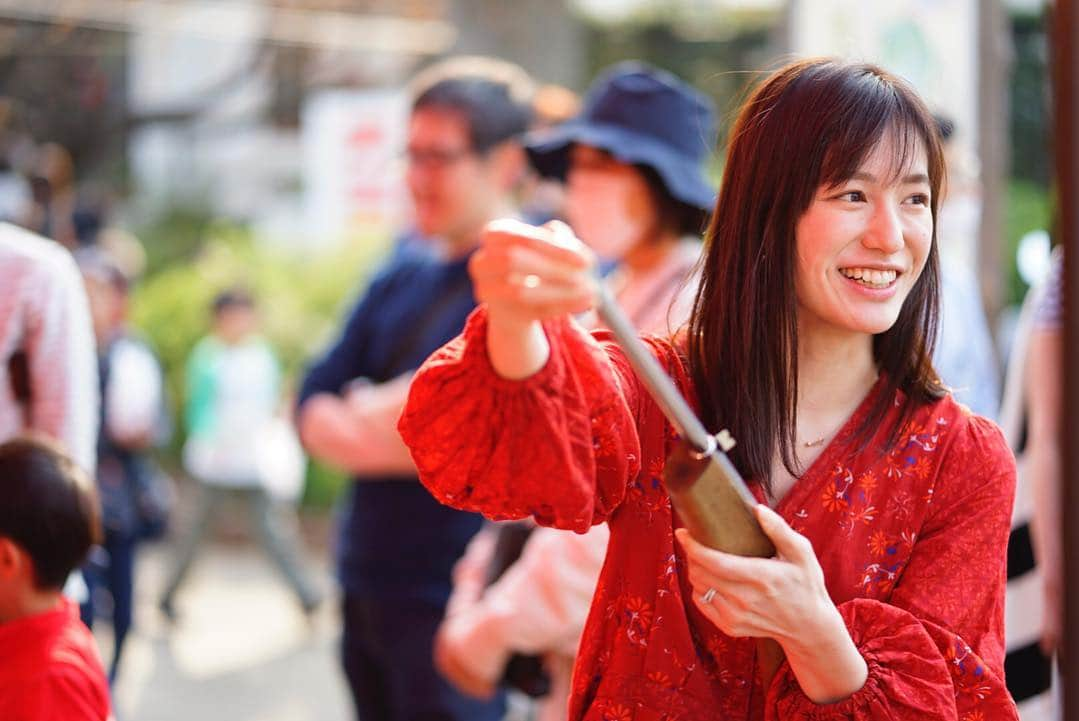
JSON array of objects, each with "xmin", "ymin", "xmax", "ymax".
[
  {"xmin": 907, "ymin": 193, "xmax": 930, "ymax": 206},
  {"xmin": 836, "ymin": 191, "xmax": 865, "ymax": 202}
]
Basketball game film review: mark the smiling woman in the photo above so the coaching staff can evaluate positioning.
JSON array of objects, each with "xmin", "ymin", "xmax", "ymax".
[{"xmin": 400, "ymin": 58, "xmax": 1018, "ymax": 721}]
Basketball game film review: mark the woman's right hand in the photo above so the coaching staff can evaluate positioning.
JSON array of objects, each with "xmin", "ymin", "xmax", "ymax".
[
  {"xmin": 470, "ymin": 219, "xmax": 597, "ymax": 379},
  {"xmin": 471, "ymin": 219, "xmax": 597, "ymax": 328}
]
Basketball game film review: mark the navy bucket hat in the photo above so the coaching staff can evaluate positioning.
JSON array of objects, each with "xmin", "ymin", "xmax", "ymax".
[{"xmin": 525, "ymin": 62, "xmax": 717, "ymax": 212}]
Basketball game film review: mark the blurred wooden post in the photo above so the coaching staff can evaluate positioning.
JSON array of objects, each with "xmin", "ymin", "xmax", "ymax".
[
  {"xmin": 977, "ymin": 0, "xmax": 1010, "ymax": 331},
  {"xmin": 1051, "ymin": 0, "xmax": 1077, "ymax": 716}
]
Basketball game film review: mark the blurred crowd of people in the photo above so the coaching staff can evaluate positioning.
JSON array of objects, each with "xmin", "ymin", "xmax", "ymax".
[
  {"xmin": 0, "ymin": 132, "xmax": 321, "ymax": 718},
  {"xmin": 0, "ymin": 50, "xmax": 1065, "ymax": 721}
]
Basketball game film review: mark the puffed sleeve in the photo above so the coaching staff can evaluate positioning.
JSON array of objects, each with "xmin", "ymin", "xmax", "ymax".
[
  {"xmin": 400, "ymin": 307, "xmax": 685, "ymax": 532},
  {"xmin": 766, "ymin": 414, "xmax": 1020, "ymax": 720}
]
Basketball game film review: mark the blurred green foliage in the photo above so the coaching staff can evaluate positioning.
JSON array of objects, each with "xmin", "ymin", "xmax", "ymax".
[
  {"xmin": 1005, "ymin": 179, "xmax": 1052, "ymax": 306},
  {"xmin": 136, "ymin": 204, "xmax": 215, "ymax": 278},
  {"xmin": 130, "ymin": 212, "xmax": 391, "ymax": 507}
]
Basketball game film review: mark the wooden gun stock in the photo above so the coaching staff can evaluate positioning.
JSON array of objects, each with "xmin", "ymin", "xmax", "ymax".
[{"xmin": 663, "ymin": 438, "xmax": 774, "ymax": 557}]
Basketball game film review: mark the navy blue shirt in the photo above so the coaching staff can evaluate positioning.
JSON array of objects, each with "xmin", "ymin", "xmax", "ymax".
[{"xmin": 299, "ymin": 241, "xmax": 482, "ymax": 601}]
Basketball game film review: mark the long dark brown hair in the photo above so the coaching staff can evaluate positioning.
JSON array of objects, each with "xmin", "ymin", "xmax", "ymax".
[{"xmin": 686, "ymin": 58, "xmax": 947, "ymax": 493}]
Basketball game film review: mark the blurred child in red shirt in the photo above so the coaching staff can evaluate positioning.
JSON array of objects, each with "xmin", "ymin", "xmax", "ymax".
[{"xmin": 0, "ymin": 436, "xmax": 112, "ymax": 721}]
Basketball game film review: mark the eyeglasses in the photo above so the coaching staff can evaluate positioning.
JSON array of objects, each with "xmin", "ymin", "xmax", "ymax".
[{"xmin": 404, "ymin": 146, "xmax": 476, "ymax": 170}]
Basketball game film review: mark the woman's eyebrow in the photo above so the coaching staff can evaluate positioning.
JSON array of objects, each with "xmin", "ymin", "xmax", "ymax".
[
  {"xmin": 901, "ymin": 173, "xmax": 930, "ymax": 185},
  {"xmin": 848, "ymin": 171, "xmax": 930, "ymax": 185}
]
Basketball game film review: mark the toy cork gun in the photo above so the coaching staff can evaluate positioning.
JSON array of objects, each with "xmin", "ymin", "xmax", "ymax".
[{"xmin": 594, "ymin": 285, "xmax": 786, "ymax": 686}]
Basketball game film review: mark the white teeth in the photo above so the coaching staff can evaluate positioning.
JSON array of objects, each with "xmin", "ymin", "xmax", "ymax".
[{"xmin": 839, "ymin": 267, "xmax": 897, "ymax": 288}]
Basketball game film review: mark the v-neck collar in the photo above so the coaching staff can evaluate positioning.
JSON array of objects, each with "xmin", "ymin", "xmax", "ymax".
[{"xmin": 768, "ymin": 374, "xmax": 888, "ymax": 518}]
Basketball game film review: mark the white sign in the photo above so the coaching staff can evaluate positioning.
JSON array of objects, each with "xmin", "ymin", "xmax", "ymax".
[
  {"xmin": 302, "ymin": 89, "xmax": 409, "ymax": 244},
  {"xmin": 790, "ymin": 0, "xmax": 979, "ymax": 149}
]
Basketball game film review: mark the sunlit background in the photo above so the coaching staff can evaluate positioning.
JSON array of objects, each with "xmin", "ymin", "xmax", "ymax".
[{"xmin": 0, "ymin": 2, "xmax": 1055, "ymax": 719}]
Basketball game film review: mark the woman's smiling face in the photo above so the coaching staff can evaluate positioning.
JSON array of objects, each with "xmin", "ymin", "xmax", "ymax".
[{"xmin": 794, "ymin": 130, "xmax": 934, "ymax": 338}]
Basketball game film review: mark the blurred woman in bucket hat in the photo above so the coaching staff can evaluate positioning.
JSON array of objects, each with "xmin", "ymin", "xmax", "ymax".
[
  {"xmin": 433, "ymin": 63, "xmax": 716, "ymax": 719},
  {"xmin": 531, "ymin": 61, "xmax": 716, "ymax": 329},
  {"xmin": 528, "ymin": 61, "xmax": 715, "ymax": 213}
]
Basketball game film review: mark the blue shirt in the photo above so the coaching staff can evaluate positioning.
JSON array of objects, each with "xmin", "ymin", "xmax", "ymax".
[{"xmin": 299, "ymin": 242, "xmax": 483, "ymax": 601}]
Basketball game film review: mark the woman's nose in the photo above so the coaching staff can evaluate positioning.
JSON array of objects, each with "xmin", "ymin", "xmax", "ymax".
[{"xmin": 862, "ymin": 202, "xmax": 905, "ymax": 254}]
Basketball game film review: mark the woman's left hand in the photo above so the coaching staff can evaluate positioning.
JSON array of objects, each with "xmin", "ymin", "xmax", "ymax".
[
  {"xmin": 676, "ymin": 504, "xmax": 867, "ymax": 703},
  {"xmin": 676, "ymin": 504, "xmax": 835, "ymax": 643}
]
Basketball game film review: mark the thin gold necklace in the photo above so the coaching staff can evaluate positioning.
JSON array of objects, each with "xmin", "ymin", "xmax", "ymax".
[{"xmin": 800, "ymin": 371, "xmax": 878, "ymax": 450}]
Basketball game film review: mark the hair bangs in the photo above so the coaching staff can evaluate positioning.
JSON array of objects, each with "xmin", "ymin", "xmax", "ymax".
[{"xmin": 817, "ymin": 74, "xmax": 937, "ymax": 196}]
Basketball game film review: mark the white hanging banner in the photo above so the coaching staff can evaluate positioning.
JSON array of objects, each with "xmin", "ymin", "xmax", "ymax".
[{"xmin": 302, "ymin": 89, "xmax": 409, "ymax": 244}]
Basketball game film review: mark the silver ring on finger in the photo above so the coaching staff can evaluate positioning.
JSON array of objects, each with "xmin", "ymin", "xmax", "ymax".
[{"xmin": 701, "ymin": 587, "xmax": 717, "ymax": 605}]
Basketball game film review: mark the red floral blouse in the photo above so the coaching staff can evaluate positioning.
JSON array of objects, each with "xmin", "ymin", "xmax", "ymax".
[{"xmin": 399, "ymin": 309, "xmax": 1019, "ymax": 721}]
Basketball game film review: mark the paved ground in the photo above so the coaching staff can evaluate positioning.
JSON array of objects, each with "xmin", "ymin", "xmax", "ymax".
[{"xmin": 94, "ymin": 508, "xmax": 352, "ymax": 721}]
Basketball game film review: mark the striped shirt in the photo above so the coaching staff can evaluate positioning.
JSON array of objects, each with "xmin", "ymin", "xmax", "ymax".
[
  {"xmin": 0, "ymin": 223, "xmax": 98, "ymax": 472},
  {"xmin": 1035, "ymin": 247, "xmax": 1064, "ymax": 330}
]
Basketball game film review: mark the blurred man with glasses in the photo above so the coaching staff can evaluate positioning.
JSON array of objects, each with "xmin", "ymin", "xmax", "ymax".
[{"xmin": 298, "ymin": 56, "xmax": 534, "ymax": 721}]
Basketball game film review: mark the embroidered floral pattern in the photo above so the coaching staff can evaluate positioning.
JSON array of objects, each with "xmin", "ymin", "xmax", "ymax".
[
  {"xmin": 948, "ymin": 637, "xmax": 995, "ymax": 701},
  {"xmin": 622, "ymin": 596, "xmax": 653, "ymax": 647},
  {"xmin": 599, "ymin": 702, "xmax": 632, "ymax": 721}
]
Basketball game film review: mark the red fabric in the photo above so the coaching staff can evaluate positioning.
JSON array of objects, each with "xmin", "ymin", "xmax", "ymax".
[
  {"xmin": 0, "ymin": 598, "xmax": 112, "ymax": 721},
  {"xmin": 400, "ymin": 308, "xmax": 1020, "ymax": 720}
]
